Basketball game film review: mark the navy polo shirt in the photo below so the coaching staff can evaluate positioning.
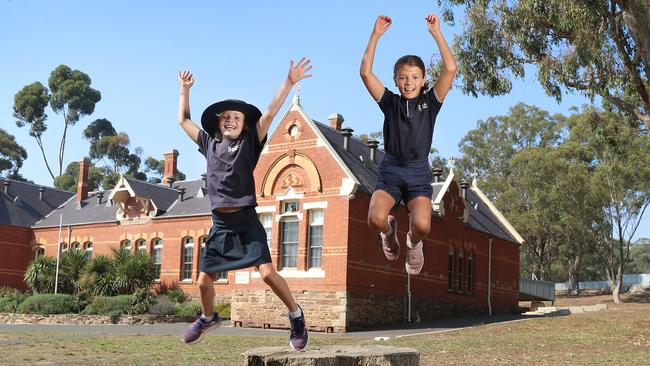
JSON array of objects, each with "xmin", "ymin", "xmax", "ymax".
[
  {"xmin": 197, "ymin": 127, "xmax": 267, "ymax": 210},
  {"xmin": 378, "ymin": 87, "xmax": 443, "ymax": 161}
]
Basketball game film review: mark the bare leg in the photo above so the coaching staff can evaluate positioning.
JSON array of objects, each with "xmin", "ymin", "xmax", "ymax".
[
  {"xmin": 367, "ymin": 190, "xmax": 396, "ymax": 233},
  {"xmin": 197, "ymin": 272, "xmax": 217, "ymax": 317},
  {"xmin": 257, "ymin": 263, "xmax": 298, "ymax": 313},
  {"xmin": 406, "ymin": 197, "xmax": 432, "ymax": 243}
]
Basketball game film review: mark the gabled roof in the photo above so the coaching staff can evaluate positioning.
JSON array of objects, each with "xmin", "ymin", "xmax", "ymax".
[
  {"xmin": 0, "ymin": 178, "xmax": 74, "ymax": 228},
  {"xmin": 33, "ymin": 177, "xmax": 213, "ymax": 228},
  {"xmin": 156, "ymin": 179, "xmax": 212, "ymax": 218},
  {"xmin": 310, "ymin": 118, "xmax": 521, "ymax": 244}
]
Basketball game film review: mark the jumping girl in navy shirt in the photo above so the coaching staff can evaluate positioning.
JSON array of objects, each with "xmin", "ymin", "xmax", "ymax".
[{"xmin": 360, "ymin": 13, "xmax": 456, "ymax": 275}]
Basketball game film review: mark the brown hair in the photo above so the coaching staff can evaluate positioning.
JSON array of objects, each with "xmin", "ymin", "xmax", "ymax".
[{"xmin": 393, "ymin": 55, "xmax": 430, "ymax": 92}]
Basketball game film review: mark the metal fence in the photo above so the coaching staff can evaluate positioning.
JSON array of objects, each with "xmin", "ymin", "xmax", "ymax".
[{"xmin": 555, "ymin": 274, "xmax": 650, "ymax": 291}]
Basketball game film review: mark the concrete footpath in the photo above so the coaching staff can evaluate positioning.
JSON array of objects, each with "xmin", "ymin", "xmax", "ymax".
[{"xmin": 0, "ymin": 313, "xmax": 525, "ymax": 339}]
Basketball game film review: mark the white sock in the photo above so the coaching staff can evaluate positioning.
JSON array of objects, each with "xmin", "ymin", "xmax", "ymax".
[
  {"xmin": 289, "ymin": 307, "xmax": 303, "ymax": 319},
  {"xmin": 200, "ymin": 313, "xmax": 216, "ymax": 322}
]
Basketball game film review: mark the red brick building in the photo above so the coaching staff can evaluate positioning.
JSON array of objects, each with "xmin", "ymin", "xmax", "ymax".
[{"xmin": 1, "ymin": 95, "xmax": 523, "ymax": 331}]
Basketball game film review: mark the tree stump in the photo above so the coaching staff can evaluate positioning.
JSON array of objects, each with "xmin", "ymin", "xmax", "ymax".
[{"xmin": 242, "ymin": 345, "xmax": 419, "ymax": 366}]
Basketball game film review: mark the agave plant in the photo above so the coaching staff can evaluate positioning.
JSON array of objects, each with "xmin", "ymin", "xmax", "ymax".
[{"xmin": 23, "ymin": 256, "xmax": 57, "ymax": 294}]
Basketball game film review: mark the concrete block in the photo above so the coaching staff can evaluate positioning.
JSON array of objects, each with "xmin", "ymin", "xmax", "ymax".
[{"xmin": 242, "ymin": 345, "xmax": 420, "ymax": 366}]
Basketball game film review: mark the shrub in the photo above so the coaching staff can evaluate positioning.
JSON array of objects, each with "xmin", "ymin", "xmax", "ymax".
[
  {"xmin": 23, "ymin": 256, "xmax": 57, "ymax": 294},
  {"xmin": 148, "ymin": 296, "xmax": 176, "ymax": 316},
  {"xmin": 87, "ymin": 295, "xmax": 133, "ymax": 315},
  {"xmin": 0, "ymin": 287, "xmax": 28, "ymax": 313},
  {"xmin": 214, "ymin": 302, "xmax": 231, "ymax": 319},
  {"xmin": 174, "ymin": 301, "xmax": 202, "ymax": 319},
  {"xmin": 128, "ymin": 288, "xmax": 154, "ymax": 315},
  {"xmin": 167, "ymin": 288, "xmax": 186, "ymax": 303},
  {"xmin": 20, "ymin": 294, "xmax": 78, "ymax": 314}
]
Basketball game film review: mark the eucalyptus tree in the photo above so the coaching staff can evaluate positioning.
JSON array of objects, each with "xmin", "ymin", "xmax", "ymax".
[{"xmin": 436, "ymin": 0, "xmax": 650, "ymax": 130}]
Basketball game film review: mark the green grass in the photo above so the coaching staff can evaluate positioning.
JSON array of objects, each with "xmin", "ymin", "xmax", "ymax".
[{"xmin": 0, "ymin": 302, "xmax": 648, "ymax": 365}]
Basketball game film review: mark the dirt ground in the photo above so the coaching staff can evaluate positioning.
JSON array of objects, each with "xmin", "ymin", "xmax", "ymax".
[{"xmin": 519, "ymin": 288, "xmax": 650, "ymax": 309}]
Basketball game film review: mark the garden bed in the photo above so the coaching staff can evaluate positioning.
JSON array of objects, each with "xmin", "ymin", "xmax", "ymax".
[{"xmin": 0, "ymin": 312, "xmax": 193, "ymax": 325}]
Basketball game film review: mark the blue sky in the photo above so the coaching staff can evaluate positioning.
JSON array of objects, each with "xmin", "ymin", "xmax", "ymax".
[{"xmin": 2, "ymin": 0, "xmax": 647, "ymax": 239}]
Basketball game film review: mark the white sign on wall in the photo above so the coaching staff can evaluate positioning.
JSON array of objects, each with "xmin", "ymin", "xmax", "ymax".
[{"xmin": 235, "ymin": 271, "xmax": 250, "ymax": 284}]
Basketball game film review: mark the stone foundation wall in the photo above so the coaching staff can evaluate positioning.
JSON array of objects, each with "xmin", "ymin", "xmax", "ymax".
[
  {"xmin": 346, "ymin": 292, "xmax": 487, "ymax": 331},
  {"xmin": 231, "ymin": 290, "xmax": 347, "ymax": 332},
  {"xmin": 0, "ymin": 313, "xmax": 188, "ymax": 325}
]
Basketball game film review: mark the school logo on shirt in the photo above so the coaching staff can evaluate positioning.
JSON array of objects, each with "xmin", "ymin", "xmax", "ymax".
[
  {"xmin": 417, "ymin": 102, "xmax": 428, "ymax": 112},
  {"xmin": 227, "ymin": 141, "xmax": 241, "ymax": 153}
]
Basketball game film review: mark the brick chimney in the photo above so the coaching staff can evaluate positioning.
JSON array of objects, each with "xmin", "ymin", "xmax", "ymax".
[
  {"xmin": 163, "ymin": 149, "xmax": 179, "ymax": 184},
  {"xmin": 328, "ymin": 113, "xmax": 344, "ymax": 131},
  {"xmin": 77, "ymin": 158, "xmax": 90, "ymax": 204}
]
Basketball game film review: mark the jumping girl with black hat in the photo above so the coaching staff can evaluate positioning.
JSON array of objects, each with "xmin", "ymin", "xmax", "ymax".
[{"xmin": 177, "ymin": 58, "xmax": 312, "ymax": 350}]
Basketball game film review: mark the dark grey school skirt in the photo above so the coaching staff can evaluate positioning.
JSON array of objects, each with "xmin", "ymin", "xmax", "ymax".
[{"xmin": 200, "ymin": 206, "xmax": 272, "ymax": 273}]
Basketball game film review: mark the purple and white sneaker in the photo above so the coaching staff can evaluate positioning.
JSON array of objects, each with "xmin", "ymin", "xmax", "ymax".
[
  {"xmin": 181, "ymin": 313, "xmax": 221, "ymax": 344},
  {"xmin": 289, "ymin": 305, "xmax": 308, "ymax": 350}
]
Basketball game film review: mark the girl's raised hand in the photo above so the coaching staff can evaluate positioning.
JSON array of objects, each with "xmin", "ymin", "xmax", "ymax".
[
  {"xmin": 178, "ymin": 70, "xmax": 194, "ymax": 89},
  {"xmin": 288, "ymin": 57, "xmax": 313, "ymax": 84},
  {"xmin": 374, "ymin": 15, "xmax": 392, "ymax": 36},
  {"xmin": 425, "ymin": 13, "xmax": 441, "ymax": 34}
]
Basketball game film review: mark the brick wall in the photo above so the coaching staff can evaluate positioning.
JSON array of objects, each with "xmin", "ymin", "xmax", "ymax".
[{"xmin": 0, "ymin": 225, "xmax": 35, "ymax": 290}]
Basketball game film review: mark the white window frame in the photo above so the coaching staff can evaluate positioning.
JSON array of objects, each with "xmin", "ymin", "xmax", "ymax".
[
  {"xmin": 307, "ymin": 209, "xmax": 324, "ymax": 269},
  {"xmin": 152, "ymin": 238, "xmax": 163, "ymax": 280},
  {"xmin": 182, "ymin": 237, "xmax": 194, "ymax": 281}
]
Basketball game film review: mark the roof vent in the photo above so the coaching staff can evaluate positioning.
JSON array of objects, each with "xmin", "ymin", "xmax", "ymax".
[
  {"xmin": 368, "ymin": 140, "xmax": 379, "ymax": 163},
  {"xmin": 97, "ymin": 191, "xmax": 104, "ymax": 205},
  {"xmin": 38, "ymin": 187, "xmax": 45, "ymax": 201},
  {"xmin": 166, "ymin": 176, "xmax": 176, "ymax": 188},
  {"xmin": 3, "ymin": 180, "xmax": 10, "ymax": 194},
  {"xmin": 341, "ymin": 127, "xmax": 354, "ymax": 151},
  {"xmin": 177, "ymin": 187, "xmax": 186, "ymax": 202},
  {"xmin": 432, "ymin": 167, "xmax": 443, "ymax": 183}
]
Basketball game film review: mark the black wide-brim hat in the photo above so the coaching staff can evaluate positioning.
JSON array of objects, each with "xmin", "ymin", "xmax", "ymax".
[{"xmin": 200, "ymin": 99, "xmax": 262, "ymax": 138}]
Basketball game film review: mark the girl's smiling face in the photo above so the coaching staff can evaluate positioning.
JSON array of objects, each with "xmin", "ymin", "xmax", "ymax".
[
  {"xmin": 394, "ymin": 64, "xmax": 426, "ymax": 99},
  {"xmin": 218, "ymin": 110, "xmax": 245, "ymax": 139}
]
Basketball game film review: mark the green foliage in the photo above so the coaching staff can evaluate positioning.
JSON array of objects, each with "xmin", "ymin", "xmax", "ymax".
[
  {"xmin": 58, "ymin": 249, "xmax": 89, "ymax": 294},
  {"xmin": 84, "ymin": 295, "xmax": 134, "ymax": 315},
  {"xmin": 48, "ymin": 65, "xmax": 101, "ymax": 125},
  {"xmin": 628, "ymin": 243, "xmax": 650, "ymax": 274},
  {"xmin": 143, "ymin": 156, "xmax": 186, "ymax": 184},
  {"xmin": 23, "ymin": 256, "xmax": 57, "ymax": 294},
  {"xmin": 79, "ymin": 249, "xmax": 154, "ymax": 297},
  {"xmin": 174, "ymin": 301, "xmax": 202, "ymax": 319},
  {"xmin": 214, "ymin": 302, "xmax": 231, "ymax": 319},
  {"xmin": 0, "ymin": 128, "xmax": 27, "ymax": 177},
  {"xmin": 167, "ymin": 288, "xmax": 186, "ymax": 304},
  {"xmin": 13, "ymin": 81, "xmax": 50, "ymax": 138},
  {"xmin": 436, "ymin": 0, "xmax": 650, "ymax": 129},
  {"xmin": 20, "ymin": 294, "xmax": 78, "ymax": 314},
  {"xmin": 148, "ymin": 296, "xmax": 176, "ymax": 316},
  {"xmin": 128, "ymin": 288, "xmax": 155, "ymax": 315},
  {"xmin": 0, "ymin": 287, "xmax": 28, "ymax": 313}
]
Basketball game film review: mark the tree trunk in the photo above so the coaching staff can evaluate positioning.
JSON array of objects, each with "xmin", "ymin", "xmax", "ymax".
[
  {"xmin": 620, "ymin": 0, "xmax": 650, "ymax": 74},
  {"xmin": 567, "ymin": 254, "xmax": 581, "ymax": 295}
]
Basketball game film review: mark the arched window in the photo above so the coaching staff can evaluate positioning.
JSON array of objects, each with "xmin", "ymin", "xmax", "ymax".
[
  {"xmin": 182, "ymin": 237, "xmax": 194, "ymax": 281},
  {"xmin": 36, "ymin": 247, "xmax": 45, "ymax": 258},
  {"xmin": 121, "ymin": 239, "xmax": 132, "ymax": 252},
  {"xmin": 84, "ymin": 242, "xmax": 93, "ymax": 260},
  {"xmin": 71, "ymin": 242, "xmax": 80, "ymax": 251},
  {"xmin": 152, "ymin": 238, "xmax": 163, "ymax": 280},
  {"xmin": 136, "ymin": 239, "xmax": 147, "ymax": 253},
  {"xmin": 61, "ymin": 242, "xmax": 68, "ymax": 252}
]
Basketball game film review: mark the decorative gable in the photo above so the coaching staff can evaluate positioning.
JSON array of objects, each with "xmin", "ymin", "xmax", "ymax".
[{"xmin": 107, "ymin": 175, "xmax": 157, "ymax": 224}]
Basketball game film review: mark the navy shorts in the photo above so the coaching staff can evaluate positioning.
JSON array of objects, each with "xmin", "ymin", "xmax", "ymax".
[
  {"xmin": 375, "ymin": 154, "xmax": 434, "ymax": 207},
  {"xmin": 200, "ymin": 206, "xmax": 272, "ymax": 274}
]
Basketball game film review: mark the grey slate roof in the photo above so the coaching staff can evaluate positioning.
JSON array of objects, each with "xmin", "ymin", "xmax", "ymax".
[
  {"xmin": 32, "ymin": 177, "xmax": 214, "ymax": 228},
  {"xmin": 0, "ymin": 178, "xmax": 74, "ymax": 228},
  {"xmin": 32, "ymin": 190, "xmax": 119, "ymax": 228},
  {"xmin": 314, "ymin": 121, "xmax": 518, "ymax": 243}
]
